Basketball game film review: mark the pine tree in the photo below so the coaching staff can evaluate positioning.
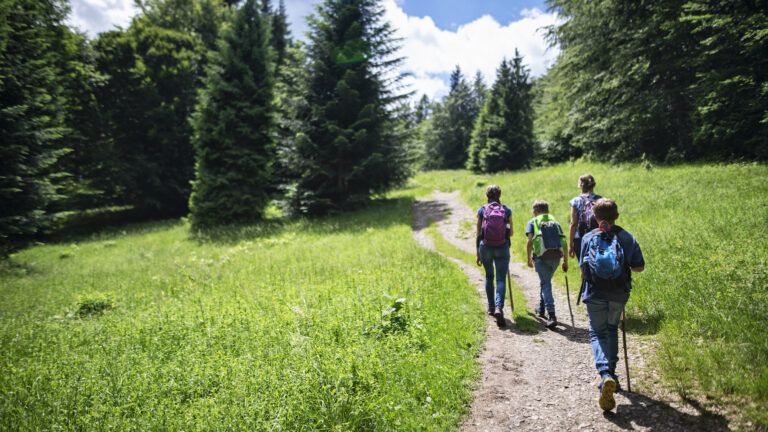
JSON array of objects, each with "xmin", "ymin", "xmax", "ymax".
[
  {"xmin": 291, "ymin": 0, "xmax": 408, "ymax": 215},
  {"xmin": 414, "ymin": 95, "xmax": 431, "ymax": 124},
  {"xmin": 0, "ymin": 0, "xmax": 69, "ymax": 257},
  {"xmin": 188, "ymin": 0, "xmax": 275, "ymax": 229},
  {"xmin": 467, "ymin": 51, "xmax": 534, "ymax": 173},
  {"xmin": 271, "ymin": 0, "xmax": 290, "ymax": 72},
  {"xmin": 423, "ymin": 65, "xmax": 477, "ymax": 169}
]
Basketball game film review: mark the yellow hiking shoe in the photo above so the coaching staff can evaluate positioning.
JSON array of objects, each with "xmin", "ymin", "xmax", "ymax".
[{"xmin": 598, "ymin": 376, "xmax": 617, "ymax": 411}]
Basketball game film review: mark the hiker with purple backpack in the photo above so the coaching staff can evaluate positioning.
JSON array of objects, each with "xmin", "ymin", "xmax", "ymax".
[
  {"xmin": 569, "ymin": 174, "xmax": 601, "ymax": 260},
  {"xmin": 475, "ymin": 185, "xmax": 512, "ymax": 326}
]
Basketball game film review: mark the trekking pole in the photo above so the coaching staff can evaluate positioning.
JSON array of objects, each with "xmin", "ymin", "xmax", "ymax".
[
  {"xmin": 621, "ymin": 307, "xmax": 632, "ymax": 392},
  {"xmin": 564, "ymin": 275, "xmax": 575, "ymax": 328},
  {"xmin": 507, "ymin": 270, "xmax": 514, "ymax": 314}
]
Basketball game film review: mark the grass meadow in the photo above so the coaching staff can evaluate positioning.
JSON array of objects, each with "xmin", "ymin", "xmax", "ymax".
[
  {"xmin": 414, "ymin": 161, "xmax": 768, "ymax": 425},
  {"xmin": 0, "ymin": 196, "xmax": 485, "ymax": 430}
]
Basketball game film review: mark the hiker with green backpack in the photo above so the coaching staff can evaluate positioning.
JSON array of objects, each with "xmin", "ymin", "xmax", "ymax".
[
  {"xmin": 475, "ymin": 185, "xmax": 512, "ymax": 326},
  {"xmin": 525, "ymin": 200, "xmax": 568, "ymax": 329},
  {"xmin": 579, "ymin": 198, "xmax": 645, "ymax": 412}
]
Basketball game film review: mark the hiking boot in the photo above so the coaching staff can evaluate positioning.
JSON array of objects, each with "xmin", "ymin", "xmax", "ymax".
[
  {"xmin": 597, "ymin": 375, "xmax": 622, "ymax": 392},
  {"xmin": 546, "ymin": 314, "xmax": 557, "ymax": 329},
  {"xmin": 537, "ymin": 305, "xmax": 546, "ymax": 318},
  {"xmin": 493, "ymin": 307, "xmax": 504, "ymax": 325},
  {"xmin": 598, "ymin": 376, "xmax": 617, "ymax": 411},
  {"xmin": 487, "ymin": 306, "xmax": 495, "ymax": 316}
]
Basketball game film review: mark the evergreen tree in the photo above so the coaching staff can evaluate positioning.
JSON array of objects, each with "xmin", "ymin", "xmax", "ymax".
[
  {"xmin": 467, "ymin": 52, "xmax": 534, "ymax": 173},
  {"xmin": 189, "ymin": 0, "xmax": 275, "ymax": 229},
  {"xmin": 291, "ymin": 0, "xmax": 408, "ymax": 215},
  {"xmin": 0, "ymin": 0, "xmax": 69, "ymax": 256},
  {"xmin": 414, "ymin": 94, "xmax": 431, "ymax": 124},
  {"xmin": 56, "ymin": 29, "xmax": 120, "ymax": 211},
  {"xmin": 471, "ymin": 71, "xmax": 487, "ymax": 118},
  {"xmin": 423, "ymin": 65, "xmax": 477, "ymax": 169},
  {"xmin": 271, "ymin": 0, "xmax": 290, "ymax": 71}
]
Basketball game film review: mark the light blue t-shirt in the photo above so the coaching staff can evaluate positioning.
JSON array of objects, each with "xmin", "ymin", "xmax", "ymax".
[{"xmin": 570, "ymin": 193, "xmax": 602, "ymax": 239}]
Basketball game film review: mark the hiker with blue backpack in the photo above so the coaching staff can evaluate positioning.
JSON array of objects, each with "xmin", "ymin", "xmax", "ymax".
[
  {"xmin": 569, "ymin": 174, "xmax": 601, "ymax": 260},
  {"xmin": 475, "ymin": 185, "xmax": 512, "ymax": 326},
  {"xmin": 525, "ymin": 200, "xmax": 568, "ymax": 329},
  {"xmin": 579, "ymin": 198, "xmax": 645, "ymax": 412}
]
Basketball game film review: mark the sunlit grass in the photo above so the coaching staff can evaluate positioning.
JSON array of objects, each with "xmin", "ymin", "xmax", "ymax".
[{"xmin": 0, "ymin": 197, "xmax": 484, "ymax": 430}]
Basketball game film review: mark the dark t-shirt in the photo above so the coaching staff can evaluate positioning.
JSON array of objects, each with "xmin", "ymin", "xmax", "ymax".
[
  {"xmin": 477, "ymin": 203, "xmax": 512, "ymax": 248},
  {"xmin": 579, "ymin": 227, "xmax": 645, "ymax": 303}
]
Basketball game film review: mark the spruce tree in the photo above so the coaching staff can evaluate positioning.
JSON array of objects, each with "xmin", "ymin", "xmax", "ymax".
[
  {"xmin": 291, "ymin": 0, "xmax": 408, "ymax": 215},
  {"xmin": 0, "ymin": 0, "xmax": 69, "ymax": 256},
  {"xmin": 467, "ymin": 51, "xmax": 534, "ymax": 173},
  {"xmin": 189, "ymin": 0, "xmax": 274, "ymax": 229}
]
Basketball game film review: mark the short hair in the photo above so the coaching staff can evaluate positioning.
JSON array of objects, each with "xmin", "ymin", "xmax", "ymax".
[
  {"xmin": 579, "ymin": 174, "xmax": 596, "ymax": 192},
  {"xmin": 486, "ymin": 184, "xmax": 501, "ymax": 201},
  {"xmin": 532, "ymin": 200, "xmax": 549, "ymax": 214},
  {"xmin": 593, "ymin": 198, "xmax": 619, "ymax": 223}
]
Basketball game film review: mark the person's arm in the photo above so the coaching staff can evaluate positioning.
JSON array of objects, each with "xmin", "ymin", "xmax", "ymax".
[
  {"xmin": 476, "ymin": 216, "xmax": 482, "ymax": 266},
  {"xmin": 526, "ymin": 232, "xmax": 534, "ymax": 268},
  {"xmin": 629, "ymin": 238, "xmax": 645, "ymax": 272},
  {"xmin": 568, "ymin": 205, "xmax": 578, "ymax": 258}
]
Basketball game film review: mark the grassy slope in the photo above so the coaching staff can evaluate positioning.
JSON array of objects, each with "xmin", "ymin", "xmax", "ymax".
[
  {"xmin": 0, "ymin": 197, "xmax": 484, "ymax": 430},
  {"xmin": 414, "ymin": 161, "xmax": 768, "ymax": 424}
]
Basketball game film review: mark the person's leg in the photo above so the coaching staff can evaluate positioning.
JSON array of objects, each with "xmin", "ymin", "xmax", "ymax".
[
  {"xmin": 587, "ymin": 298, "xmax": 618, "ymax": 411},
  {"xmin": 605, "ymin": 301, "xmax": 625, "ymax": 377},
  {"xmin": 479, "ymin": 244, "xmax": 495, "ymax": 313},
  {"xmin": 493, "ymin": 251, "xmax": 510, "ymax": 309},
  {"xmin": 586, "ymin": 299, "xmax": 612, "ymax": 378},
  {"xmin": 539, "ymin": 259, "xmax": 559, "ymax": 316}
]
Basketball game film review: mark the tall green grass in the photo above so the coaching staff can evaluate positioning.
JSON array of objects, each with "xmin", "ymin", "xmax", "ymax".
[
  {"xmin": 0, "ymin": 198, "xmax": 484, "ymax": 430},
  {"xmin": 414, "ymin": 162, "xmax": 768, "ymax": 424}
]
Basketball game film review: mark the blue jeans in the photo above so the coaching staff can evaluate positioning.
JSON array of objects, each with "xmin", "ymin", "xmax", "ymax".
[
  {"xmin": 534, "ymin": 256, "xmax": 560, "ymax": 315},
  {"xmin": 585, "ymin": 298, "xmax": 625, "ymax": 377},
  {"xmin": 479, "ymin": 243, "xmax": 510, "ymax": 309}
]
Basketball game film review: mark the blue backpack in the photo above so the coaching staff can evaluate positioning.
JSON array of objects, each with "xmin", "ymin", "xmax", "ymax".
[{"xmin": 584, "ymin": 229, "xmax": 627, "ymax": 290}]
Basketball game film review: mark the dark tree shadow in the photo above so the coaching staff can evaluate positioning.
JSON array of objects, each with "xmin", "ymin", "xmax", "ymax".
[
  {"xmin": 412, "ymin": 198, "xmax": 450, "ymax": 230},
  {"xmin": 602, "ymin": 390, "xmax": 729, "ymax": 431}
]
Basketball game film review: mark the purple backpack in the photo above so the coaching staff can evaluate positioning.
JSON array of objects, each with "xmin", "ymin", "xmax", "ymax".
[
  {"xmin": 578, "ymin": 194, "xmax": 600, "ymax": 236},
  {"xmin": 482, "ymin": 203, "xmax": 507, "ymax": 246}
]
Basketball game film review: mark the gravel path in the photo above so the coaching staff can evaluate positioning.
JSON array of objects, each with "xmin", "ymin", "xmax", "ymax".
[{"xmin": 413, "ymin": 192, "xmax": 730, "ymax": 432}]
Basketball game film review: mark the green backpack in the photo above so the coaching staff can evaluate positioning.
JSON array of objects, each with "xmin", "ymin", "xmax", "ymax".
[{"xmin": 532, "ymin": 214, "xmax": 565, "ymax": 260}]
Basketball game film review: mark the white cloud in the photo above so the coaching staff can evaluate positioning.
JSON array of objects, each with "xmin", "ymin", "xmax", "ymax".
[
  {"xmin": 64, "ymin": 0, "xmax": 559, "ymax": 103},
  {"xmin": 68, "ymin": 0, "xmax": 138, "ymax": 36},
  {"xmin": 381, "ymin": 0, "xmax": 560, "ymax": 101}
]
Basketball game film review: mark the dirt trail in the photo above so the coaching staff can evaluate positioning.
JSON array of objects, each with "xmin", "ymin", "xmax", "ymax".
[{"xmin": 413, "ymin": 192, "xmax": 729, "ymax": 432}]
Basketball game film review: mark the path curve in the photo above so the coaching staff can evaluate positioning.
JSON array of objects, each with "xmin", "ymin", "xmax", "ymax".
[{"xmin": 413, "ymin": 191, "xmax": 729, "ymax": 432}]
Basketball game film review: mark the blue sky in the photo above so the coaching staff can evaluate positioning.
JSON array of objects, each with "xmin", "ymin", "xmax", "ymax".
[
  {"xmin": 400, "ymin": 0, "xmax": 549, "ymax": 29},
  {"xmin": 68, "ymin": 0, "xmax": 559, "ymax": 100}
]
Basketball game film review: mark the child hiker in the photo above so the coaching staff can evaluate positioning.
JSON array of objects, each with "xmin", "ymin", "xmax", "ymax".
[
  {"xmin": 569, "ymin": 174, "xmax": 601, "ymax": 260},
  {"xmin": 525, "ymin": 200, "xmax": 568, "ymax": 329},
  {"xmin": 475, "ymin": 185, "xmax": 512, "ymax": 326},
  {"xmin": 579, "ymin": 198, "xmax": 645, "ymax": 412}
]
